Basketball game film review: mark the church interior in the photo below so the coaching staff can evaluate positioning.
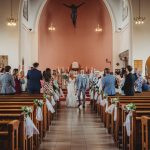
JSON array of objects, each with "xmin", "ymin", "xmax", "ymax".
[{"xmin": 0, "ymin": 0, "xmax": 150, "ymax": 149}]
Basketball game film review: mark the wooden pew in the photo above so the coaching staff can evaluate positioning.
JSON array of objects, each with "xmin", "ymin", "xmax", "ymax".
[
  {"xmin": 0, "ymin": 120, "xmax": 19, "ymax": 150},
  {"xmin": 115, "ymin": 102, "xmax": 150, "ymax": 148},
  {"xmin": 0, "ymin": 104, "xmax": 40, "ymax": 148},
  {"xmin": 0, "ymin": 97, "xmax": 48, "ymax": 137},
  {"xmin": 0, "ymin": 108, "xmax": 34, "ymax": 150},
  {"xmin": 141, "ymin": 116, "xmax": 150, "ymax": 150},
  {"xmin": 122, "ymin": 110, "xmax": 150, "ymax": 150},
  {"xmin": 0, "ymin": 114, "xmax": 26, "ymax": 150}
]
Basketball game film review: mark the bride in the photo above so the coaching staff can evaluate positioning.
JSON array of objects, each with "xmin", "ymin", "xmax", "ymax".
[{"xmin": 66, "ymin": 71, "xmax": 77, "ymax": 107}]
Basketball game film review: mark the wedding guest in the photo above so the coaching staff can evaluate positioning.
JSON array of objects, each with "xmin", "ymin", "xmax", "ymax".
[
  {"xmin": 133, "ymin": 68, "xmax": 138, "ymax": 81},
  {"xmin": 102, "ymin": 68, "xmax": 116, "ymax": 96},
  {"xmin": 27, "ymin": 62, "xmax": 42, "ymax": 94},
  {"xmin": 122, "ymin": 65, "xmax": 135, "ymax": 96},
  {"xmin": 0, "ymin": 68, "xmax": 5, "ymax": 92},
  {"xmin": 13, "ymin": 69, "xmax": 22, "ymax": 94},
  {"xmin": 0, "ymin": 66, "xmax": 15, "ymax": 95},
  {"xmin": 142, "ymin": 79, "xmax": 150, "ymax": 91},
  {"xmin": 43, "ymin": 69, "xmax": 54, "ymax": 98},
  {"xmin": 134, "ymin": 71, "xmax": 143, "ymax": 93}
]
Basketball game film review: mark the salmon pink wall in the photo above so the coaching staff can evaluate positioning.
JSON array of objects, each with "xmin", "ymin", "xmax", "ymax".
[{"xmin": 38, "ymin": 0, "xmax": 112, "ymax": 71}]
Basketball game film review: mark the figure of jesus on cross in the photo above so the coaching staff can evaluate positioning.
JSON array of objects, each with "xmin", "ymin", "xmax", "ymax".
[{"xmin": 63, "ymin": 2, "xmax": 85, "ymax": 27}]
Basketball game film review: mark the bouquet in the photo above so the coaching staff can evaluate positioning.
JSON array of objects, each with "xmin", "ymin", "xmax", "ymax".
[
  {"xmin": 62, "ymin": 74, "xmax": 69, "ymax": 81},
  {"xmin": 34, "ymin": 99, "xmax": 43, "ymax": 108},
  {"xmin": 124, "ymin": 103, "xmax": 136, "ymax": 112},
  {"xmin": 22, "ymin": 106, "xmax": 33, "ymax": 117}
]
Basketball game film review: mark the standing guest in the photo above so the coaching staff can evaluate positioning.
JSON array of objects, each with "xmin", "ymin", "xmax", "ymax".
[
  {"xmin": 0, "ymin": 66, "xmax": 15, "ymax": 95},
  {"xmin": 43, "ymin": 69, "xmax": 54, "ymax": 98},
  {"xmin": 102, "ymin": 68, "xmax": 116, "ymax": 96},
  {"xmin": 12, "ymin": 69, "xmax": 22, "ymax": 94},
  {"xmin": 133, "ymin": 68, "xmax": 138, "ymax": 81},
  {"xmin": 134, "ymin": 71, "xmax": 143, "ymax": 93},
  {"xmin": 122, "ymin": 65, "xmax": 135, "ymax": 96},
  {"xmin": 0, "ymin": 68, "xmax": 5, "ymax": 92},
  {"xmin": 27, "ymin": 62, "xmax": 42, "ymax": 94}
]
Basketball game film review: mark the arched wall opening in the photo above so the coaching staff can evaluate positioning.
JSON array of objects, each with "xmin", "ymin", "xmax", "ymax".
[
  {"xmin": 38, "ymin": 0, "xmax": 113, "ymax": 70},
  {"xmin": 146, "ymin": 56, "xmax": 150, "ymax": 77}
]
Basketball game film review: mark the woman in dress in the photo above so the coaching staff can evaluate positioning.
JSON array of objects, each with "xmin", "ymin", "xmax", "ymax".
[
  {"xmin": 66, "ymin": 71, "xmax": 77, "ymax": 107},
  {"xmin": 0, "ymin": 66, "xmax": 15, "ymax": 95},
  {"xmin": 13, "ymin": 69, "xmax": 24, "ymax": 94}
]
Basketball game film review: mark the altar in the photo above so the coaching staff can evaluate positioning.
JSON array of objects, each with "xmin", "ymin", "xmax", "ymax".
[{"xmin": 70, "ymin": 61, "xmax": 81, "ymax": 71}]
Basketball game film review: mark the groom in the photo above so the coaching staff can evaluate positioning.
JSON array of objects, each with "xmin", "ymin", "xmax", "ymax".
[{"xmin": 76, "ymin": 69, "xmax": 89, "ymax": 108}]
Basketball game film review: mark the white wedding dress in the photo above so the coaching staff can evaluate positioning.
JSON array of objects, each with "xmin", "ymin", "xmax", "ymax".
[{"xmin": 66, "ymin": 78, "xmax": 77, "ymax": 107}]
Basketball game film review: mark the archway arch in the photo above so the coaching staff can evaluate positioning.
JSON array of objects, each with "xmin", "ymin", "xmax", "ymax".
[
  {"xmin": 19, "ymin": 0, "xmax": 132, "ymax": 72},
  {"xmin": 145, "ymin": 56, "xmax": 150, "ymax": 77}
]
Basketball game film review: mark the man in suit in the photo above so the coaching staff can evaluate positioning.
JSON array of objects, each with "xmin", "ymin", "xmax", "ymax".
[
  {"xmin": 76, "ymin": 69, "xmax": 89, "ymax": 108},
  {"xmin": 122, "ymin": 65, "xmax": 135, "ymax": 96},
  {"xmin": 102, "ymin": 68, "xmax": 116, "ymax": 96},
  {"xmin": 27, "ymin": 62, "xmax": 42, "ymax": 94}
]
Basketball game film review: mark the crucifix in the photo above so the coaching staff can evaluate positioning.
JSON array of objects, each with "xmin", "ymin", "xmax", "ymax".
[{"xmin": 63, "ymin": 2, "xmax": 85, "ymax": 27}]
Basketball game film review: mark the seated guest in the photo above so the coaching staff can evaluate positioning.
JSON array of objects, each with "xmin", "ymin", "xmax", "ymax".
[
  {"xmin": 12, "ymin": 69, "xmax": 24, "ymax": 94},
  {"xmin": 134, "ymin": 71, "xmax": 143, "ymax": 93},
  {"xmin": 122, "ymin": 65, "xmax": 135, "ymax": 96},
  {"xmin": 102, "ymin": 68, "xmax": 116, "ymax": 96},
  {"xmin": 0, "ymin": 66, "xmax": 15, "ymax": 95},
  {"xmin": 142, "ymin": 79, "xmax": 150, "ymax": 91},
  {"xmin": 27, "ymin": 62, "xmax": 42, "ymax": 94}
]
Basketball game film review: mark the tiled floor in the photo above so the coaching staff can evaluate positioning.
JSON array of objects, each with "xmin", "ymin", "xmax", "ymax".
[{"xmin": 39, "ymin": 102, "xmax": 118, "ymax": 150}]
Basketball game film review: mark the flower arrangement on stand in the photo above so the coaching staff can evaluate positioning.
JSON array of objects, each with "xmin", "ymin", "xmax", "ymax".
[
  {"xmin": 111, "ymin": 97, "xmax": 119, "ymax": 105},
  {"xmin": 22, "ymin": 106, "xmax": 39, "ymax": 138},
  {"xmin": 124, "ymin": 103, "xmax": 136, "ymax": 112},
  {"xmin": 34, "ymin": 99, "xmax": 44, "ymax": 108},
  {"xmin": 34, "ymin": 99, "xmax": 44, "ymax": 121},
  {"xmin": 21, "ymin": 106, "xmax": 32, "ymax": 118},
  {"xmin": 123, "ymin": 103, "xmax": 136, "ymax": 137}
]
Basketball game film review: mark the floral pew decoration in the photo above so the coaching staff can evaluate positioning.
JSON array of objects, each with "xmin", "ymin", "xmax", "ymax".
[
  {"xmin": 123, "ymin": 103, "xmax": 136, "ymax": 136},
  {"xmin": 106, "ymin": 97, "xmax": 119, "ymax": 121},
  {"xmin": 44, "ymin": 94, "xmax": 55, "ymax": 113},
  {"xmin": 34, "ymin": 99, "xmax": 44, "ymax": 121},
  {"xmin": 53, "ymin": 80, "xmax": 64, "ymax": 101},
  {"xmin": 22, "ymin": 106, "xmax": 39, "ymax": 138},
  {"xmin": 89, "ymin": 79, "xmax": 97, "ymax": 100},
  {"xmin": 100, "ymin": 91, "xmax": 108, "ymax": 111}
]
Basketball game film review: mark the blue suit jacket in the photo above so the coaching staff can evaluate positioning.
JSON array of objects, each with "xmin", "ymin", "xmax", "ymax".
[
  {"xmin": 27, "ymin": 69, "xmax": 42, "ymax": 93},
  {"xmin": 76, "ymin": 74, "xmax": 89, "ymax": 91},
  {"xmin": 102, "ymin": 74, "xmax": 116, "ymax": 96}
]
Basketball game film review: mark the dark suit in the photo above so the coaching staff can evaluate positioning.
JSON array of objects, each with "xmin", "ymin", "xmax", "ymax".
[
  {"xmin": 123, "ymin": 73, "xmax": 135, "ymax": 96},
  {"xmin": 27, "ymin": 69, "xmax": 42, "ymax": 94}
]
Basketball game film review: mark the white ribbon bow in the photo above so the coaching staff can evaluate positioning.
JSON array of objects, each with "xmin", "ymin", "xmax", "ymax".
[
  {"xmin": 46, "ymin": 99, "xmax": 55, "ymax": 113},
  {"xmin": 51, "ymin": 97, "xmax": 56, "ymax": 106},
  {"xmin": 124, "ymin": 111, "xmax": 132, "ymax": 136},
  {"xmin": 54, "ymin": 92, "xmax": 59, "ymax": 101},
  {"xmin": 106, "ymin": 104, "xmax": 116, "ymax": 114},
  {"xmin": 36, "ymin": 107, "xmax": 43, "ymax": 121},
  {"xmin": 25, "ymin": 116, "xmax": 39, "ymax": 138}
]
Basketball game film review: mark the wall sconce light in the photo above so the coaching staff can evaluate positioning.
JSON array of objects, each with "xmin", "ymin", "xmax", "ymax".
[
  {"xmin": 95, "ymin": 24, "xmax": 102, "ymax": 32},
  {"xmin": 48, "ymin": 23, "xmax": 55, "ymax": 31}
]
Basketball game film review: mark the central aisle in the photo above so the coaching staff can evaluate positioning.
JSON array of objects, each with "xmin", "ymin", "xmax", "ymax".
[{"xmin": 40, "ymin": 102, "xmax": 118, "ymax": 150}]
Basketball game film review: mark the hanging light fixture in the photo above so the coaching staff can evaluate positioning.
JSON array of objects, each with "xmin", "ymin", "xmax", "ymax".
[
  {"xmin": 7, "ymin": 0, "xmax": 17, "ymax": 27},
  {"xmin": 134, "ymin": 0, "xmax": 145, "ymax": 25},
  {"xmin": 95, "ymin": 24, "xmax": 102, "ymax": 32},
  {"xmin": 48, "ymin": 23, "xmax": 56, "ymax": 31}
]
